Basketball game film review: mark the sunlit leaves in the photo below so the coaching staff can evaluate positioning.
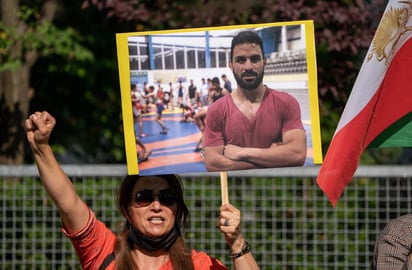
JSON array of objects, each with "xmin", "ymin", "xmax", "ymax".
[{"xmin": 1, "ymin": 6, "xmax": 93, "ymax": 73}]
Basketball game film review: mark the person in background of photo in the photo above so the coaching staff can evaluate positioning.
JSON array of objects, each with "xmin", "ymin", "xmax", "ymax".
[
  {"xmin": 192, "ymin": 77, "xmax": 227, "ymax": 155},
  {"xmin": 157, "ymin": 83, "xmax": 165, "ymax": 102},
  {"xmin": 221, "ymin": 74, "xmax": 232, "ymax": 93},
  {"xmin": 145, "ymin": 85, "xmax": 168, "ymax": 135},
  {"xmin": 176, "ymin": 81, "xmax": 186, "ymax": 107},
  {"xmin": 188, "ymin": 79, "xmax": 197, "ymax": 105},
  {"xmin": 131, "ymin": 84, "xmax": 146, "ymax": 138},
  {"xmin": 25, "ymin": 111, "xmax": 261, "ymax": 270},
  {"xmin": 372, "ymin": 214, "xmax": 412, "ymax": 270},
  {"xmin": 163, "ymin": 84, "xmax": 172, "ymax": 110},
  {"xmin": 135, "ymin": 137, "xmax": 152, "ymax": 162},
  {"xmin": 168, "ymin": 82, "xmax": 175, "ymax": 111},
  {"xmin": 195, "ymin": 80, "xmax": 202, "ymax": 107},
  {"xmin": 209, "ymin": 77, "xmax": 228, "ymax": 104},
  {"xmin": 200, "ymin": 78, "xmax": 210, "ymax": 106},
  {"xmin": 180, "ymin": 103, "xmax": 196, "ymax": 123},
  {"xmin": 154, "ymin": 90, "xmax": 169, "ymax": 135},
  {"xmin": 143, "ymin": 82, "xmax": 151, "ymax": 113},
  {"xmin": 203, "ymin": 30, "xmax": 307, "ymax": 172}
]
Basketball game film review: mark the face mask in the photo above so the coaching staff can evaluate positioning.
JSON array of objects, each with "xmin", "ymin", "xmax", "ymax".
[{"xmin": 127, "ymin": 225, "xmax": 180, "ymax": 251}]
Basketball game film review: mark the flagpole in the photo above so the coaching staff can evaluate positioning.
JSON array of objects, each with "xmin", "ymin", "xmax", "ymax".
[{"xmin": 220, "ymin": 171, "xmax": 229, "ymax": 204}]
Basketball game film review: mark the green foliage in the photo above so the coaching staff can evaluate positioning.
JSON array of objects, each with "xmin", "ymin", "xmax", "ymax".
[
  {"xmin": 25, "ymin": 22, "xmax": 94, "ymax": 61},
  {"xmin": 0, "ymin": 22, "xmax": 21, "ymax": 72},
  {"xmin": 0, "ymin": 6, "xmax": 93, "ymax": 72},
  {"xmin": 24, "ymin": 1, "xmax": 135, "ymax": 163}
]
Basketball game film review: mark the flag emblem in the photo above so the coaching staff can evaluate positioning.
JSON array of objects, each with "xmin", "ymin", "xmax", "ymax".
[{"xmin": 368, "ymin": 1, "xmax": 412, "ymax": 64}]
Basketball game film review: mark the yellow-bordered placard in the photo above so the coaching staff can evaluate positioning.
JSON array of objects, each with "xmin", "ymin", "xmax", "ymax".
[{"xmin": 116, "ymin": 21, "xmax": 322, "ymax": 175}]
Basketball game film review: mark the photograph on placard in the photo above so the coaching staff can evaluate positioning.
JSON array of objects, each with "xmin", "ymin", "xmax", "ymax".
[{"xmin": 116, "ymin": 21, "xmax": 322, "ymax": 175}]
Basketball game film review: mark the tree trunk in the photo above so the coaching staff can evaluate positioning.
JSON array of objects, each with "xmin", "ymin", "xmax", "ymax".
[{"xmin": 0, "ymin": 0, "xmax": 56, "ymax": 164}]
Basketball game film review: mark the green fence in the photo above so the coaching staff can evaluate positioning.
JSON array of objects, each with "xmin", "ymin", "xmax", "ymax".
[{"xmin": 1, "ymin": 165, "xmax": 412, "ymax": 269}]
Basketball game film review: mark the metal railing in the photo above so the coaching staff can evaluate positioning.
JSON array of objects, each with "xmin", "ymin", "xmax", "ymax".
[{"xmin": 1, "ymin": 165, "xmax": 412, "ymax": 269}]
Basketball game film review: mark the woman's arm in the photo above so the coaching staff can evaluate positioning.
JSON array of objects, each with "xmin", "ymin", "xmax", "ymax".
[
  {"xmin": 25, "ymin": 111, "xmax": 89, "ymax": 233},
  {"xmin": 219, "ymin": 203, "xmax": 260, "ymax": 270}
]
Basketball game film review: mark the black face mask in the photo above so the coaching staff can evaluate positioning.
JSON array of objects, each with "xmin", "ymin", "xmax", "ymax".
[{"xmin": 127, "ymin": 225, "xmax": 180, "ymax": 251}]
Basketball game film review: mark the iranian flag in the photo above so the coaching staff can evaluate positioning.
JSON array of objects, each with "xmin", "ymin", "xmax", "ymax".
[{"xmin": 317, "ymin": 0, "xmax": 412, "ymax": 207}]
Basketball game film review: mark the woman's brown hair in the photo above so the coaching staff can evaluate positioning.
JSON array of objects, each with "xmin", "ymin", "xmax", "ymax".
[{"xmin": 114, "ymin": 174, "xmax": 194, "ymax": 270}]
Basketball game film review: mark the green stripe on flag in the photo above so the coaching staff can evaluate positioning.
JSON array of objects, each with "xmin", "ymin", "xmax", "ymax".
[{"xmin": 368, "ymin": 112, "xmax": 412, "ymax": 148}]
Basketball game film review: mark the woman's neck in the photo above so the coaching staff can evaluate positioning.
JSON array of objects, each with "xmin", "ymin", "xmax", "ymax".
[{"xmin": 132, "ymin": 248, "xmax": 170, "ymax": 270}]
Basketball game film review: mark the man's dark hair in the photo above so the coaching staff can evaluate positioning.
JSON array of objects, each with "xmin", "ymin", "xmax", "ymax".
[{"xmin": 230, "ymin": 30, "xmax": 264, "ymax": 61}]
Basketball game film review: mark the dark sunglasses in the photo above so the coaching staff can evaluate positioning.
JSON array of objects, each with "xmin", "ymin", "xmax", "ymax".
[{"xmin": 133, "ymin": 188, "xmax": 178, "ymax": 207}]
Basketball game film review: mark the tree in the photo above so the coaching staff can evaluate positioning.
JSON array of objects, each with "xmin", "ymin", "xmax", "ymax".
[
  {"xmin": 0, "ymin": 0, "xmax": 92, "ymax": 164},
  {"xmin": 27, "ymin": 1, "xmax": 136, "ymax": 164}
]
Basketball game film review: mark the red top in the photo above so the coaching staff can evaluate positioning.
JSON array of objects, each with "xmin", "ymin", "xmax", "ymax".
[{"xmin": 62, "ymin": 209, "xmax": 228, "ymax": 270}]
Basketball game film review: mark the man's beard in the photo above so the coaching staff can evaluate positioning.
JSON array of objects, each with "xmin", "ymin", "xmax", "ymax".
[{"xmin": 233, "ymin": 70, "xmax": 264, "ymax": 91}]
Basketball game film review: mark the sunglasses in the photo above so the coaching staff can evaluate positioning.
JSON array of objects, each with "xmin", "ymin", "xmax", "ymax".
[{"xmin": 133, "ymin": 188, "xmax": 178, "ymax": 207}]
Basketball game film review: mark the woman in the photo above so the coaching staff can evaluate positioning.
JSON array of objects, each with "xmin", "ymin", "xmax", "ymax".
[{"xmin": 25, "ymin": 111, "xmax": 260, "ymax": 270}]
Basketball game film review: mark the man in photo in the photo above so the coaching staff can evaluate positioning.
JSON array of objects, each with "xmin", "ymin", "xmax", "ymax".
[{"xmin": 203, "ymin": 30, "xmax": 307, "ymax": 172}]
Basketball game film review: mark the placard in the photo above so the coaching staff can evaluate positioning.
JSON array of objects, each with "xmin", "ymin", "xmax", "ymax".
[{"xmin": 116, "ymin": 21, "xmax": 322, "ymax": 175}]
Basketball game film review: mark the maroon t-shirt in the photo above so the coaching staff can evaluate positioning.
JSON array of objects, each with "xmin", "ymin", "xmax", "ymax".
[{"xmin": 204, "ymin": 87, "xmax": 304, "ymax": 148}]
